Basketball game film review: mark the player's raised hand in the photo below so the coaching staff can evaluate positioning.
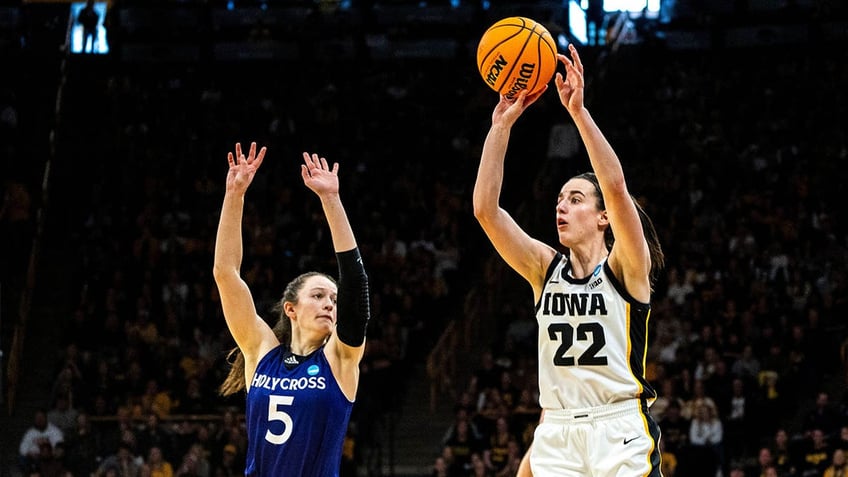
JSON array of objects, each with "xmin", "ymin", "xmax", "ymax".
[
  {"xmin": 492, "ymin": 85, "xmax": 548, "ymax": 128},
  {"xmin": 301, "ymin": 152, "xmax": 340, "ymax": 197},
  {"xmin": 555, "ymin": 44, "xmax": 586, "ymax": 114},
  {"xmin": 226, "ymin": 141, "xmax": 266, "ymax": 194}
]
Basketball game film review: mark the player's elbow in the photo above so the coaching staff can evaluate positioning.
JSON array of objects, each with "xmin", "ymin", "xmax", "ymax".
[
  {"xmin": 472, "ymin": 200, "xmax": 490, "ymax": 222},
  {"xmin": 212, "ymin": 263, "xmax": 239, "ymax": 284},
  {"xmin": 472, "ymin": 201, "xmax": 499, "ymax": 227}
]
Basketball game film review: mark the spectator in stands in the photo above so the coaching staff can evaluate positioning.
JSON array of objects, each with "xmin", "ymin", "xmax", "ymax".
[
  {"xmin": 213, "ymin": 443, "xmax": 242, "ymax": 477},
  {"xmin": 824, "ymin": 448, "xmax": 847, "ymax": 477},
  {"xmin": 681, "ymin": 378, "xmax": 717, "ymax": 421},
  {"xmin": 468, "ymin": 350, "xmax": 502, "ymax": 397},
  {"xmin": 510, "ymin": 388, "xmax": 541, "ymax": 451},
  {"xmin": 432, "ymin": 445, "xmax": 468, "ymax": 477},
  {"xmin": 95, "ymin": 441, "xmax": 141, "ymax": 477},
  {"xmin": 443, "ymin": 406, "xmax": 482, "ymax": 445},
  {"xmin": 175, "ymin": 377, "xmax": 210, "ymax": 415},
  {"xmin": 483, "ymin": 415, "xmax": 518, "ymax": 474},
  {"xmin": 755, "ymin": 370, "xmax": 784, "ymax": 437},
  {"xmin": 658, "ymin": 400, "xmax": 690, "ymax": 457},
  {"xmin": 431, "ymin": 454, "xmax": 450, "ymax": 477},
  {"xmin": 442, "ymin": 418, "xmax": 483, "ymax": 474},
  {"xmin": 474, "ymin": 388, "xmax": 509, "ymax": 438},
  {"xmin": 494, "ymin": 439, "xmax": 522, "ymax": 477},
  {"xmin": 803, "ymin": 392, "xmax": 841, "ymax": 438},
  {"xmin": 834, "ymin": 426, "xmax": 848, "ymax": 453},
  {"xmin": 769, "ymin": 428, "xmax": 796, "ymax": 476},
  {"xmin": 687, "ymin": 400, "xmax": 724, "ymax": 477},
  {"xmin": 468, "ymin": 451, "xmax": 493, "ymax": 477},
  {"xmin": 47, "ymin": 392, "xmax": 80, "ymax": 438},
  {"xmin": 138, "ymin": 379, "xmax": 175, "ymax": 419},
  {"xmin": 722, "ymin": 377, "xmax": 756, "ymax": 463},
  {"xmin": 797, "ymin": 428, "xmax": 832, "ymax": 477},
  {"xmin": 727, "ymin": 465, "xmax": 744, "ymax": 477},
  {"xmin": 174, "ymin": 443, "xmax": 210, "ymax": 477},
  {"xmin": 730, "ymin": 344, "xmax": 761, "ymax": 386},
  {"xmin": 212, "ymin": 409, "xmax": 244, "ymax": 455},
  {"xmin": 651, "ymin": 377, "xmax": 685, "ymax": 423},
  {"xmin": 31, "ymin": 440, "xmax": 72, "ymax": 477},
  {"xmin": 18, "ymin": 409, "xmax": 65, "ymax": 474},
  {"xmin": 665, "ymin": 267, "xmax": 695, "ymax": 307},
  {"xmin": 135, "ymin": 412, "xmax": 174, "ymax": 465},
  {"xmin": 494, "ymin": 369, "xmax": 520, "ymax": 411},
  {"xmin": 142, "ymin": 445, "xmax": 174, "ymax": 477},
  {"xmin": 63, "ymin": 412, "xmax": 101, "ymax": 477},
  {"xmin": 755, "ymin": 446, "xmax": 777, "ymax": 476},
  {"xmin": 95, "ymin": 405, "xmax": 136, "ymax": 457}
]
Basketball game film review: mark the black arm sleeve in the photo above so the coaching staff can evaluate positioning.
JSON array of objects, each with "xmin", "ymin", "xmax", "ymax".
[{"xmin": 335, "ymin": 248, "xmax": 371, "ymax": 346}]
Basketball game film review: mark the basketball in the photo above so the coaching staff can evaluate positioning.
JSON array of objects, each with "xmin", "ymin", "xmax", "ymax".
[{"xmin": 476, "ymin": 17, "xmax": 558, "ymax": 100}]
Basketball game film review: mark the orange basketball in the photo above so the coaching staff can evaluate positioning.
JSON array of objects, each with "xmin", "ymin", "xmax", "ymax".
[{"xmin": 477, "ymin": 17, "xmax": 558, "ymax": 100}]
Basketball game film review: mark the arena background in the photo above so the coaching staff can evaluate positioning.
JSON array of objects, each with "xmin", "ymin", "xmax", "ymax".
[{"xmin": 1, "ymin": 1, "xmax": 847, "ymax": 476}]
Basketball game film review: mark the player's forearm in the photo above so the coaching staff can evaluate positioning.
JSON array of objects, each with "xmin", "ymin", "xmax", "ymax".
[
  {"xmin": 571, "ymin": 108, "xmax": 626, "ymax": 190},
  {"xmin": 474, "ymin": 124, "xmax": 511, "ymax": 219},
  {"xmin": 320, "ymin": 193, "xmax": 356, "ymax": 253},
  {"xmin": 335, "ymin": 248, "xmax": 370, "ymax": 347},
  {"xmin": 213, "ymin": 193, "xmax": 246, "ymax": 277}
]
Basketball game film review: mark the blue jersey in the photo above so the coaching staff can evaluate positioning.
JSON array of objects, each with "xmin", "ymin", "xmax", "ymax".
[{"xmin": 244, "ymin": 345, "xmax": 353, "ymax": 477}]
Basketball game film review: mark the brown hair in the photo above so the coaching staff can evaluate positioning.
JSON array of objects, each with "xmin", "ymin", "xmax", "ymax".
[
  {"xmin": 571, "ymin": 172, "xmax": 665, "ymax": 287},
  {"xmin": 218, "ymin": 271, "xmax": 336, "ymax": 396}
]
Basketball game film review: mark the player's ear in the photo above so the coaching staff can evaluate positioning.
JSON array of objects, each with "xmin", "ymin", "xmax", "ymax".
[
  {"xmin": 283, "ymin": 301, "xmax": 297, "ymax": 320},
  {"xmin": 598, "ymin": 210, "xmax": 609, "ymax": 226}
]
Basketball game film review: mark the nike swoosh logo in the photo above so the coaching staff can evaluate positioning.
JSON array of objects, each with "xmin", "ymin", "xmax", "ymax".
[{"xmin": 623, "ymin": 437, "xmax": 640, "ymax": 445}]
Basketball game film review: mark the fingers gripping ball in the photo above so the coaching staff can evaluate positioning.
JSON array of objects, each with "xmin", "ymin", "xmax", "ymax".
[{"xmin": 477, "ymin": 17, "xmax": 558, "ymax": 100}]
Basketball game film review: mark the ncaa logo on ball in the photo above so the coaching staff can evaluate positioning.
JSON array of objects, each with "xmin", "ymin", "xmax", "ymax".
[{"xmin": 483, "ymin": 54, "xmax": 509, "ymax": 87}]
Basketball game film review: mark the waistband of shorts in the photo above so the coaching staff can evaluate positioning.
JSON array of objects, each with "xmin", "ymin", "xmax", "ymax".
[{"xmin": 542, "ymin": 399, "xmax": 644, "ymax": 423}]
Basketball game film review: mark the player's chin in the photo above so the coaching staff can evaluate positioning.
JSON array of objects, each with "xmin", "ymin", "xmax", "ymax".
[{"xmin": 316, "ymin": 317, "xmax": 335, "ymax": 331}]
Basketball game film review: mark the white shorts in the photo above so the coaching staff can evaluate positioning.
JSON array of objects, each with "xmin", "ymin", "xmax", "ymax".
[{"xmin": 530, "ymin": 399, "xmax": 662, "ymax": 477}]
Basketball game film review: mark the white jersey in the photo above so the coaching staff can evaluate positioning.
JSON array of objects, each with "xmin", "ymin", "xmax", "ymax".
[{"xmin": 535, "ymin": 253, "xmax": 656, "ymax": 410}]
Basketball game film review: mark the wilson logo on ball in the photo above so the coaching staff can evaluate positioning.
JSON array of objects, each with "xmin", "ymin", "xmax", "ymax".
[{"xmin": 503, "ymin": 63, "xmax": 537, "ymax": 100}]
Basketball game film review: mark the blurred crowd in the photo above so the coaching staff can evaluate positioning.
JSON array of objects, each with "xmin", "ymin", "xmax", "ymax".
[{"xmin": 2, "ymin": 8, "xmax": 848, "ymax": 477}]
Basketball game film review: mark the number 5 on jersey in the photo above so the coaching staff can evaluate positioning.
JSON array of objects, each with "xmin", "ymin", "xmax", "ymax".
[{"xmin": 266, "ymin": 395, "xmax": 294, "ymax": 444}]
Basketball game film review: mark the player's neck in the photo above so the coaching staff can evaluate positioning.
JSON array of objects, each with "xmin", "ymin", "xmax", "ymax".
[{"xmin": 568, "ymin": 245, "xmax": 608, "ymax": 279}]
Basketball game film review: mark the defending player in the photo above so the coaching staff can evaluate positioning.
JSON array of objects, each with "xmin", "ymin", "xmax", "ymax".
[{"xmin": 214, "ymin": 143, "xmax": 370, "ymax": 476}]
